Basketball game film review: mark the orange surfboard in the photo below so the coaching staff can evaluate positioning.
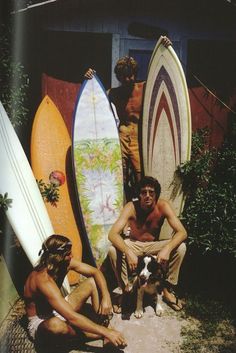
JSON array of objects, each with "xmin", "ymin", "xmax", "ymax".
[{"xmin": 31, "ymin": 95, "xmax": 82, "ymax": 284}]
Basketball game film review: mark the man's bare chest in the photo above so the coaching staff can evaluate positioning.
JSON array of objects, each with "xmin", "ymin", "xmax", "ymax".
[
  {"xmin": 125, "ymin": 94, "xmax": 142, "ymax": 115},
  {"xmin": 133, "ymin": 218, "xmax": 159, "ymax": 230},
  {"xmin": 129, "ymin": 213, "xmax": 164, "ymax": 235}
]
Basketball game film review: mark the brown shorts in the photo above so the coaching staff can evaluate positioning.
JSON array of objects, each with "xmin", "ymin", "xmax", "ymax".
[{"xmin": 119, "ymin": 124, "xmax": 141, "ymax": 174}]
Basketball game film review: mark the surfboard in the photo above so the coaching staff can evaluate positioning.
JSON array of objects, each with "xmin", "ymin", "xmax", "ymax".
[
  {"xmin": 0, "ymin": 101, "xmax": 70, "ymax": 294},
  {"xmin": 142, "ymin": 38, "xmax": 192, "ymax": 239},
  {"xmin": 72, "ymin": 75, "xmax": 123, "ymax": 266},
  {"xmin": 31, "ymin": 95, "xmax": 82, "ymax": 284}
]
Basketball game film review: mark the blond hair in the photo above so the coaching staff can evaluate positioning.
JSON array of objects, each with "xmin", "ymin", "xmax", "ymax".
[{"xmin": 35, "ymin": 234, "xmax": 72, "ymax": 283}]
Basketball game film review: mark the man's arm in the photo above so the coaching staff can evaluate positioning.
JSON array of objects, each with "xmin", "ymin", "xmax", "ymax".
[
  {"xmin": 37, "ymin": 277, "xmax": 125, "ymax": 346},
  {"xmin": 157, "ymin": 200, "xmax": 187, "ymax": 263},
  {"xmin": 69, "ymin": 259, "xmax": 112, "ymax": 315},
  {"xmin": 108, "ymin": 202, "xmax": 138, "ymax": 271}
]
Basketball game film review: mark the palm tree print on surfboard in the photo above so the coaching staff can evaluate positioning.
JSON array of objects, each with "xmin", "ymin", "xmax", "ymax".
[{"xmin": 72, "ymin": 75, "xmax": 123, "ymax": 266}]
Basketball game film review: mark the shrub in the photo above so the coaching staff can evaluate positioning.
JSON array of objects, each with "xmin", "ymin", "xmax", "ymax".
[
  {"xmin": 177, "ymin": 123, "xmax": 236, "ymax": 257},
  {"xmin": 0, "ymin": 23, "xmax": 29, "ymax": 127}
]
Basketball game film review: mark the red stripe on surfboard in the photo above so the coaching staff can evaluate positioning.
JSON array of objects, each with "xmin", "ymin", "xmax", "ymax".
[{"xmin": 151, "ymin": 92, "xmax": 177, "ymax": 165}]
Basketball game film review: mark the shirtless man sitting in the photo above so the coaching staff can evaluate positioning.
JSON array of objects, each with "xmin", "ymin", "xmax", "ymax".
[
  {"xmin": 108, "ymin": 176, "xmax": 187, "ymax": 312},
  {"xmin": 24, "ymin": 234, "xmax": 127, "ymax": 348}
]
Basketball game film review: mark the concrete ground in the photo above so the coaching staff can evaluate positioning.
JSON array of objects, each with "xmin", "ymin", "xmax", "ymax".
[{"xmin": 70, "ymin": 292, "xmax": 186, "ymax": 353}]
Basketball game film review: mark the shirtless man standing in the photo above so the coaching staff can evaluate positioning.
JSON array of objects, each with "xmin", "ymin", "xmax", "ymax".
[
  {"xmin": 108, "ymin": 176, "xmax": 187, "ymax": 312},
  {"xmin": 85, "ymin": 36, "xmax": 172, "ymax": 200},
  {"xmin": 24, "ymin": 234, "xmax": 126, "ymax": 348}
]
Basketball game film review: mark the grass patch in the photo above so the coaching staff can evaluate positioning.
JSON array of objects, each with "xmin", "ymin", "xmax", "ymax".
[{"xmin": 180, "ymin": 295, "xmax": 235, "ymax": 353}]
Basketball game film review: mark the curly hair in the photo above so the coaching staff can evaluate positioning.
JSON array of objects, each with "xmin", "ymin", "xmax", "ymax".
[
  {"xmin": 137, "ymin": 176, "xmax": 161, "ymax": 200},
  {"xmin": 114, "ymin": 56, "xmax": 138, "ymax": 81},
  {"xmin": 35, "ymin": 234, "xmax": 72, "ymax": 283}
]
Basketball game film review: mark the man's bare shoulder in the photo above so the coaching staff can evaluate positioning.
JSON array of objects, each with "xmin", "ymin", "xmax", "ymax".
[
  {"xmin": 124, "ymin": 201, "xmax": 135, "ymax": 215},
  {"xmin": 31, "ymin": 269, "xmax": 56, "ymax": 291},
  {"xmin": 134, "ymin": 81, "xmax": 145, "ymax": 90},
  {"xmin": 69, "ymin": 257, "xmax": 83, "ymax": 271},
  {"xmin": 25, "ymin": 269, "xmax": 55, "ymax": 297},
  {"xmin": 157, "ymin": 198, "xmax": 169, "ymax": 205},
  {"xmin": 157, "ymin": 198, "xmax": 172, "ymax": 212},
  {"xmin": 116, "ymin": 201, "xmax": 135, "ymax": 222},
  {"xmin": 27, "ymin": 268, "xmax": 47, "ymax": 282}
]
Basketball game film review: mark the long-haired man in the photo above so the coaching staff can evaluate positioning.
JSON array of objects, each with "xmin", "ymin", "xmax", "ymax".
[{"xmin": 24, "ymin": 234, "xmax": 126, "ymax": 348}]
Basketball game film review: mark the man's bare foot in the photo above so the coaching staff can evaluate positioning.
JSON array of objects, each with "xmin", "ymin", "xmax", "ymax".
[
  {"xmin": 103, "ymin": 337, "xmax": 127, "ymax": 349},
  {"xmin": 103, "ymin": 326, "xmax": 127, "ymax": 349},
  {"xmin": 112, "ymin": 293, "xmax": 122, "ymax": 314}
]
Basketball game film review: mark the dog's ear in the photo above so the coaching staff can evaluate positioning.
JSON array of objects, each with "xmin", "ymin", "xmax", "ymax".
[
  {"xmin": 158, "ymin": 262, "xmax": 167, "ymax": 278},
  {"xmin": 153, "ymin": 255, "xmax": 168, "ymax": 275},
  {"xmin": 152, "ymin": 255, "xmax": 160, "ymax": 268},
  {"xmin": 149, "ymin": 256, "xmax": 159, "ymax": 273},
  {"xmin": 136, "ymin": 255, "xmax": 145, "ymax": 273}
]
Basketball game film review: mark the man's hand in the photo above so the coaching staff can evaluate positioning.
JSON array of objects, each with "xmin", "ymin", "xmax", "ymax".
[
  {"xmin": 126, "ymin": 248, "xmax": 138, "ymax": 272},
  {"xmin": 98, "ymin": 296, "xmax": 113, "ymax": 316},
  {"xmin": 157, "ymin": 245, "xmax": 171, "ymax": 264},
  {"xmin": 84, "ymin": 68, "xmax": 96, "ymax": 79},
  {"xmin": 105, "ymin": 328, "xmax": 127, "ymax": 348},
  {"xmin": 160, "ymin": 35, "xmax": 172, "ymax": 47}
]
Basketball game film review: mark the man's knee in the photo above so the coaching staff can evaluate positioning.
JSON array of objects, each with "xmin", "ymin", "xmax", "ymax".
[
  {"xmin": 44, "ymin": 317, "xmax": 69, "ymax": 335},
  {"xmin": 176, "ymin": 242, "xmax": 187, "ymax": 258}
]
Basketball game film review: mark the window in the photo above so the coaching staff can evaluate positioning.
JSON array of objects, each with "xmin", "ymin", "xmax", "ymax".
[{"xmin": 129, "ymin": 49, "xmax": 153, "ymax": 81}]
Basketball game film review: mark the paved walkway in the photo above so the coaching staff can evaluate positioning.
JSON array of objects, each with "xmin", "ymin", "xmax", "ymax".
[{"xmin": 72, "ymin": 298, "xmax": 187, "ymax": 353}]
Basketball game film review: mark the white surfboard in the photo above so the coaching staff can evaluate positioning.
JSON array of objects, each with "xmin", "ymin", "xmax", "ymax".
[
  {"xmin": 142, "ymin": 38, "xmax": 192, "ymax": 239},
  {"xmin": 72, "ymin": 75, "xmax": 123, "ymax": 266},
  {"xmin": 0, "ymin": 102, "xmax": 70, "ymax": 293}
]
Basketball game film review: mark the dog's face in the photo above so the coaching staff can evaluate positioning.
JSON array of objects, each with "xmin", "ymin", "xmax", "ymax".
[{"xmin": 136, "ymin": 255, "xmax": 164, "ymax": 288}]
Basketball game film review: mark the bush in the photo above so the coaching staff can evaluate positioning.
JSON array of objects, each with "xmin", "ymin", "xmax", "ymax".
[
  {"xmin": 177, "ymin": 124, "xmax": 236, "ymax": 257},
  {"xmin": 0, "ymin": 23, "xmax": 29, "ymax": 127}
]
